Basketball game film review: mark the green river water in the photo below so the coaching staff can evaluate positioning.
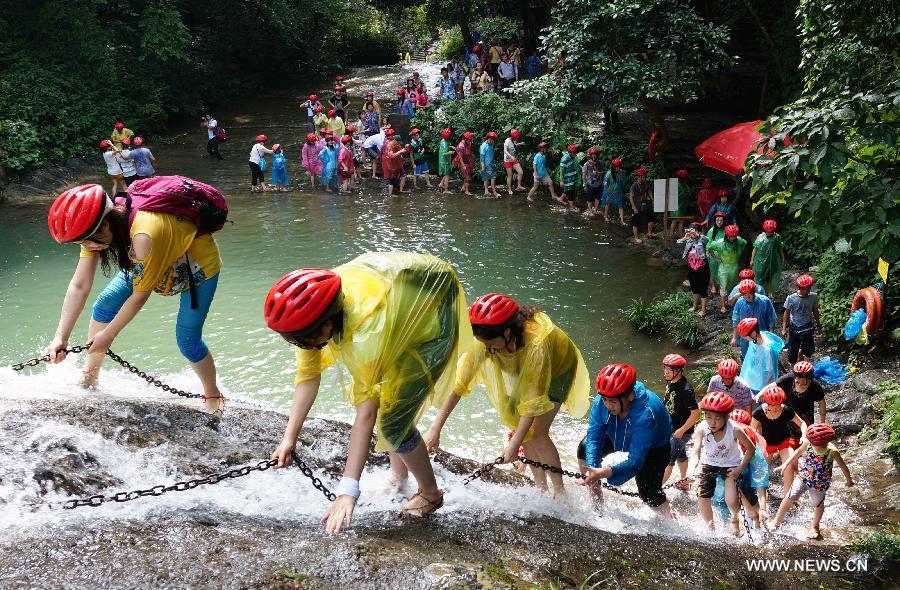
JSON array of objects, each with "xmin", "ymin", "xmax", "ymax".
[{"xmin": 0, "ymin": 66, "xmax": 686, "ymax": 462}]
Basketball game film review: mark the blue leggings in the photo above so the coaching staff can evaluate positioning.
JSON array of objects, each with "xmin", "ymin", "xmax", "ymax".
[{"xmin": 92, "ymin": 271, "xmax": 219, "ymax": 363}]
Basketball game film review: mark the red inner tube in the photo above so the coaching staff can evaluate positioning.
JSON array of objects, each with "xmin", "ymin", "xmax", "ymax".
[{"xmin": 851, "ymin": 287, "xmax": 884, "ymax": 337}]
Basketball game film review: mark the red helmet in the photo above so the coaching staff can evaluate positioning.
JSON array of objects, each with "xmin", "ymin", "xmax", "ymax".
[
  {"xmin": 397, "ymin": 88, "xmax": 406, "ymax": 95},
  {"xmin": 365, "ymin": 90, "xmax": 374, "ymax": 97},
  {"xmin": 99, "ymin": 139, "xmax": 112, "ymax": 149},
  {"xmin": 327, "ymin": 109, "xmax": 336, "ymax": 117},
  {"xmin": 566, "ymin": 144, "xmax": 578, "ymax": 153},
  {"xmin": 611, "ymin": 158, "xmax": 622, "ymax": 167},
  {"xmin": 761, "ymin": 384, "xmax": 787, "ymax": 405},
  {"xmin": 739, "ymin": 269, "xmax": 755, "ymax": 279},
  {"xmin": 537, "ymin": 141, "xmax": 549, "ymax": 148},
  {"xmin": 662, "ymin": 353, "xmax": 686, "ymax": 367},
  {"xmin": 345, "ymin": 125, "xmax": 356, "ymax": 133},
  {"xmin": 738, "ymin": 279, "xmax": 757, "ymax": 294},
  {"xmin": 469, "ymin": 293, "xmax": 519, "ymax": 326},
  {"xmin": 120, "ymin": 137, "xmax": 131, "ymax": 146},
  {"xmin": 717, "ymin": 358, "xmax": 739, "ymax": 379},
  {"xmin": 796, "ymin": 274, "xmax": 814, "ymax": 288},
  {"xmin": 309, "ymin": 94, "xmax": 317, "ymax": 101},
  {"xmin": 793, "ymin": 360, "xmax": 814, "ymax": 376},
  {"xmin": 595, "ymin": 363, "xmax": 636, "ymax": 397},
  {"xmin": 763, "ymin": 219, "xmax": 777, "ymax": 233},
  {"xmin": 47, "ymin": 184, "xmax": 113, "ymax": 244},
  {"xmin": 701, "ymin": 178, "xmax": 713, "ymax": 188},
  {"xmin": 314, "ymin": 106, "xmax": 324, "ymax": 113},
  {"xmin": 588, "ymin": 148, "xmax": 600, "ymax": 156},
  {"xmin": 806, "ymin": 423, "xmax": 836, "ymax": 446},
  {"xmin": 333, "ymin": 85, "xmax": 341, "ymax": 91},
  {"xmin": 114, "ymin": 121, "xmax": 124, "ymax": 130},
  {"xmin": 486, "ymin": 131, "xmax": 498, "ymax": 139},
  {"xmin": 463, "ymin": 131, "xmax": 474, "ymax": 140},
  {"xmin": 510, "ymin": 129, "xmax": 520, "ymax": 139},
  {"xmin": 410, "ymin": 128, "xmax": 420, "ymax": 135},
  {"xmin": 340, "ymin": 135, "xmax": 352, "ymax": 144},
  {"xmin": 730, "ymin": 409, "xmax": 751, "ymax": 425},
  {"xmin": 264, "ymin": 269, "xmax": 342, "ymax": 333},
  {"xmin": 735, "ymin": 317, "xmax": 759, "ymax": 337},
  {"xmin": 713, "ymin": 211, "xmax": 727, "ymax": 219},
  {"xmin": 725, "ymin": 224, "xmax": 740, "ymax": 237},
  {"xmin": 256, "ymin": 134, "xmax": 268, "ymax": 142},
  {"xmin": 384, "ymin": 128, "xmax": 395, "ymax": 136},
  {"xmin": 441, "ymin": 128, "xmax": 452, "ymax": 139},
  {"xmin": 716, "ymin": 188, "xmax": 730, "ymax": 198},
  {"xmin": 700, "ymin": 391, "xmax": 735, "ymax": 414},
  {"xmin": 132, "ymin": 136, "xmax": 144, "ymax": 147},
  {"xmin": 676, "ymin": 169, "xmax": 689, "ymax": 179},
  {"xmin": 306, "ymin": 133, "xmax": 317, "ymax": 142},
  {"xmin": 335, "ymin": 75, "xmax": 343, "ymax": 81},
  {"xmin": 635, "ymin": 167, "xmax": 648, "ymax": 176}
]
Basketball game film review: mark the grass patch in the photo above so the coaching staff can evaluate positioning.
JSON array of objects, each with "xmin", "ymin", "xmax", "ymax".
[
  {"xmin": 628, "ymin": 291, "xmax": 703, "ymax": 348},
  {"xmin": 689, "ymin": 366, "xmax": 717, "ymax": 390},
  {"xmin": 850, "ymin": 524, "xmax": 900, "ymax": 559}
]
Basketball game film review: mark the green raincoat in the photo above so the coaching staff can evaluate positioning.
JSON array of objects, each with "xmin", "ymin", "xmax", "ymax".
[
  {"xmin": 708, "ymin": 236, "xmax": 747, "ymax": 295},
  {"xmin": 752, "ymin": 232, "xmax": 784, "ymax": 295}
]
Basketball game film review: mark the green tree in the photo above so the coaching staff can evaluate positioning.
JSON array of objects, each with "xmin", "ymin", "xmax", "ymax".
[
  {"xmin": 746, "ymin": 0, "xmax": 900, "ymax": 264},
  {"xmin": 539, "ymin": 0, "xmax": 731, "ymax": 145}
]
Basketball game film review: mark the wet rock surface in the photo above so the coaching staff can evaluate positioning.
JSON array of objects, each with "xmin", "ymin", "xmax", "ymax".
[
  {"xmin": 1, "ymin": 397, "xmax": 897, "ymax": 588},
  {"xmin": 1, "ymin": 157, "xmax": 95, "ymax": 197}
]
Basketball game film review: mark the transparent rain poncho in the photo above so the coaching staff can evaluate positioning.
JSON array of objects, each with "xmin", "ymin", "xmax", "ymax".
[
  {"xmin": 739, "ymin": 331, "xmax": 785, "ymax": 394},
  {"xmin": 453, "ymin": 312, "xmax": 590, "ymax": 440},
  {"xmin": 294, "ymin": 252, "xmax": 473, "ymax": 451},
  {"xmin": 708, "ymin": 236, "xmax": 747, "ymax": 295},
  {"xmin": 712, "ymin": 440, "xmax": 770, "ymax": 521},
  {"xmin": 752, "ymin": 232, "xmax": 784, "ymax": 295}
]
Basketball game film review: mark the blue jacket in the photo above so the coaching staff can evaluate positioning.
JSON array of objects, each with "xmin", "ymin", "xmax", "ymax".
[
  {"xmin": 705, "ymin": 202, "xmax": 736, "ymax": 226},
  {"xmin": 584, "ymin": 382, "xmax": 672, "ymax": 486},
  {"xmin": 727, "ymin": 283, "xmax": 766, "ymax": 301},
  {"xmin": 732, "ymin": 293, "xmax": 777, "ymax": 357}
]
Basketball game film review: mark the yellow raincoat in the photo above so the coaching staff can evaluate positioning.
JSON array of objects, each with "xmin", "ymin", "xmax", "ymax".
[
  {"xmin": 454, "ymin": 312, "xmax": 590, "ymax": 440},
  {"xmin": 294, "ymin": 252, "xmax": 473, "ymax": 451}
]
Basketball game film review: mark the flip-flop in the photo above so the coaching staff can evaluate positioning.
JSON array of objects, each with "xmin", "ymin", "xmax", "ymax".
[{"xmin": 400, "ymin": 489, "xmax": 444, "ymax": 517}]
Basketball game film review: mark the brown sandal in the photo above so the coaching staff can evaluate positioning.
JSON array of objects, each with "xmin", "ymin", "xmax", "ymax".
[
  {"xmin": 400, "ymin": 489, "xmax": 444, "ymax": 517},
  {"xmin": 201, "ymin": 394, "xmax": 226, "ymax": 418}
]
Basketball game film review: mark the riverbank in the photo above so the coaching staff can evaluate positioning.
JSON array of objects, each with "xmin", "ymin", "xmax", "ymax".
[{"xmin": 1, "ymin": 395, "xmax": 896, "ymax": 589}]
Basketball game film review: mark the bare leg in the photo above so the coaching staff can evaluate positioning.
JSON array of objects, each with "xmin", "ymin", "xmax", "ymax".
[
  {"xmin": 190, "ymin": 352, "xmax": 225, "ymax": 414},
  {"xmin": 524, "ymin": 440, "xmax": 549, "ymax": 492},
  {"xmin": 527, "ymin": 405, "xmax": 564, "ymax": 496},
  {"xmin": 81, "ymin": 318, "xmax": 108, "ymax": 387},
  {"xmin": 398, "ymin": 439, "xmax": 442, "ymax": 511},
  {"xmin": 698, "ymin": 497, "xmax": 715, "ymax": 530}
]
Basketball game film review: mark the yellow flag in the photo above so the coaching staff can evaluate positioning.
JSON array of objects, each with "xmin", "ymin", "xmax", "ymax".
[{"xmin": 878, "ymin": 258, "xmax": 889, "ymax": 284}]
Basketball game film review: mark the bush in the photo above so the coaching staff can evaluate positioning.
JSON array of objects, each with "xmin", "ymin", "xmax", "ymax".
[
  {"xmin": 780, "ymin": 221, "xmax": 822, "ymax": 268},
  {"xmin": 436, "ymin": 25, "xmax": 465, "ymax": 60},
  {"xmin": 850, "ymin": 524, "xmax": 900, "ymax": 559},
  {"xmin": 628, "ymin": 291, "xmax": 703, "ymax": 348},
  {"xmin": 814, "ymin": 248, "xmax": 876, "ymax": 343},
  {"xmin": 689, "ymin": 366, "xmax": 717, "ymax": 390}
]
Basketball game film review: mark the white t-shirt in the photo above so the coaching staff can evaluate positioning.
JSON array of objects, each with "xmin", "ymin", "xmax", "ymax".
[
  {"xmin": 700, "ymin": 421, "xmax": 743, "ymax": 468},
  {"xmin": 498, "ymin": 62, "xmax": 516, "ymax": 80},
  {"xmin": 118, "ymin": 149, "xmax": 137, "ymax": 177},
  {"xmin": 503, "ymin": 137, "xmax": 517, "ymax": 162},
  {"xmin": 103, "ymin": 150, "xmax": 123, "ymax": 176},
  {"xmin": 207, "ymin": 119, "xmax": 217, "ymax": 140},
  {"xmin": 248, "ymin": 142, "xmax": 271, "ymax": 164},
  {"xmin": 362, "ymin": 132, "xmax": 385, "ymax": 151}
]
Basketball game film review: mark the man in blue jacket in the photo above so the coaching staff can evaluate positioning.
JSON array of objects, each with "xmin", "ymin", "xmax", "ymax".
[
  {"xmin": 578, "ymin": 363, "xmax": 674, "ymax": 517},
  {"xmin": 731, "ymin": 279, "xmax": 777, "ymax": 358}
]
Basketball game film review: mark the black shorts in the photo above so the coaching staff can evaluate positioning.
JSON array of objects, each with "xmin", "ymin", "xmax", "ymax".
[
  {"xmin": 365, "ymin": 147, "xmax": 380, "ymax": 159},
  {"xmin": 631, "ymin": 209, "xmax": 651, "ymax": 228},
  {"xmin": 576, "ymin": 436, "xmax": 670, "ymax": 507},
  {"xmin": 586, "ymin": 185, "xmax": 603, "ymax": 202},
  {"xmin": 124, "ymin": 175, "xmax": 139, "ymax": 186},
  {"xmin": 698, "ymin": 464, "xmax": 736, "ymax": 498},
  {"xmin": 387, "ymin": 177, "xmax": 401, "ymax": 187},
  {"xmin": 688, "ymin": 263, "xmax": 710, "ymax": 297}
]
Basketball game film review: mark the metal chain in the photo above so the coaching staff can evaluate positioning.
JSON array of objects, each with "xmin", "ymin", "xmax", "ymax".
[
  {"xmin": 462, "ymin": 457, "xmax": 504, "ymax": 485},
  {"xmin": 11, "ymin": 346, "xmax": 202, "ymax": 400},
  {"xmin": 518, "ymin": 456, "xmax": 644, "ymax": 498},
  {"xmin": 35, "ymin": 452, "xmax": 337, "ymax": 510},
  {"xmin": 291, "ymin": 451, "xmax": 337, "ymax": 501}
]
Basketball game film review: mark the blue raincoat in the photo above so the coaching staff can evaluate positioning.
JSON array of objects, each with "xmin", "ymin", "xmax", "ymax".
[
  {"xmin": 318, "ymin": 144, "xmax": 339, "ymax": 188},
  {"xmin": 271, "ymin": 152, "xmax": 289, "ymax": 185},
  {"xmin": 739, "ymin": 331, "xmax": 784, "ymax": 393}
]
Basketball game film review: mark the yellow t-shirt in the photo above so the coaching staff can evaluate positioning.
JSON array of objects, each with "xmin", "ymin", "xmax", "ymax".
[
  {"xmin": 293, "ymin": 252, "xmax": 473, "ymax": 451},
  {"xmin": 80, "ymin": 210, "xmax": 221, "ymax": 295},
  {"xmin": 110, "ymin": 128, "xmax": 134, "ymax": 148},
  {"xmin": 454, "ymin": 312, "xmax": 590, "ymax": 437},
  {"xmin": 489, "ymin": 46, "xmax": 503, "ymax": 64},
  {"xmin": 326, "ymin": 117, "xmax": 345, "ymax": 137},
  {"xmin": 312, "ymin": 113, "xmax": 328, "ymax": 131}
]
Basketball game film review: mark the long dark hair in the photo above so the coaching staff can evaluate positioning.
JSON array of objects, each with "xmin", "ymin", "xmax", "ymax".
[
  {"xmin": 472, "ymin": 304, "xmax": 542, "ymax": 348},
  {"xmin": 97, "ymin": 207, "xmax": 133, "ymax": 276}
]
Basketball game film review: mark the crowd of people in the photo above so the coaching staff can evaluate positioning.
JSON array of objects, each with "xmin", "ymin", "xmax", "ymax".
[{"xmin": 71, "ymin": 66, "xmax": 845, "ymax": 543}]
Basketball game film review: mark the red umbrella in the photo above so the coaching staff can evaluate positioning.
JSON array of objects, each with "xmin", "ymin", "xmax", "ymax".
[{"xmin": 695, "ymin": 120, "xmax": 773, "ymax": 176}]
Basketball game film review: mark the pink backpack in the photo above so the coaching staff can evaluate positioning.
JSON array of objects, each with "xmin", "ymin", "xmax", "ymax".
[{"xmin": 117, "ymin": 175, "xmax": 229, "ymax": 235}]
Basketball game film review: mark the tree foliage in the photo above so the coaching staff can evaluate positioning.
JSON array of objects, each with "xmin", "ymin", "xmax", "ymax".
[
  {"xmin": 541, "ymin": 0, "xmax": 731, "ymax": 111},
  {"xmin": 746, "ymin": 0, "xmax": 900, "ymax": 264},
  {"xmin": 0, "ymin": 0, "xmax": 401, "ymax": 173}
]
